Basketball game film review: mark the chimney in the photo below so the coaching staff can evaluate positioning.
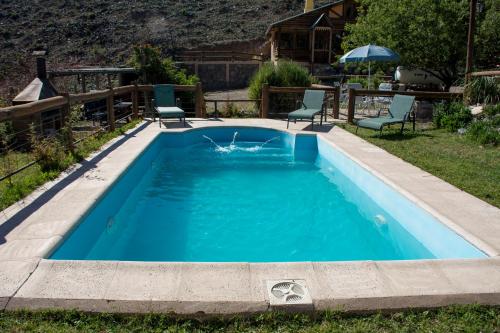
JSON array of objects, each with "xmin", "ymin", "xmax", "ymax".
[
  {"xmin": 304, "ymin": 0, "xmax": 314, "ymax": 13},
  {"xmin": 33, "ymin": 50, "xmax": 47, "ymax": 79}
]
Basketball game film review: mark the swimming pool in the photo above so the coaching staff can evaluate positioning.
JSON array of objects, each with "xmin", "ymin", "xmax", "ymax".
[{"xmin": 50, "ymin": 127, "xmax": 486, "ymax": 262}]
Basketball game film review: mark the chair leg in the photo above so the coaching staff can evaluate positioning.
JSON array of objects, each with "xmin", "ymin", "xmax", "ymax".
[
  {"xmin": 400, "ymin": 122, "xmax": 405, "ymax": 134},
  {"xmin": 159, "ymin": 118, "xmax": 161, "ymax": 128},
  {"xmin": 320, "ymin": 113, "xmax": 323, "ymax": 126},
  {"xmin": 287, "ymin": 118, "xmax": 290, "ymax": 129},
  {"xmin": 311, "ymin": 118, "xmax": 314, "ymax": 131},
  {"xmin": 183, "ymin": 117, "xmax": 186, "ymax": 127},
  {"xmin": 356, "ymin": 125, "xmax": 359, "ymax": 134}
]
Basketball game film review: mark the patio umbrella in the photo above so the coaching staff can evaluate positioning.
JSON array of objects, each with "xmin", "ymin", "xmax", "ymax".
[{"xmin": 339, "ymin": 44, "xmax": 400, "ymax": 89}]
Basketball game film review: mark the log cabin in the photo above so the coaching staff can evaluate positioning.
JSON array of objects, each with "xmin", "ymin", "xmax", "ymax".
[{"xmin": 265, "ymin": 0, "xmax": 357, "ymax": 73}]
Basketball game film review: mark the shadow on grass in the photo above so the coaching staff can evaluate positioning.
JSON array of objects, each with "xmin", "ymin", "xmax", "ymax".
[
  {"xmin": 371, "ymin": 130, "xmax": 435, "ymax": 141},
  {"xmin": 0, "ymin": 121, "xmax": 151, "ymax": 245}
]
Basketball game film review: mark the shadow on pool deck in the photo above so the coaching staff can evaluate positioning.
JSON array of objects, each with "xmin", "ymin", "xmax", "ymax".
[{"xmin": 0, "ymin": 121, "xmax": 151, "ymax": 245}]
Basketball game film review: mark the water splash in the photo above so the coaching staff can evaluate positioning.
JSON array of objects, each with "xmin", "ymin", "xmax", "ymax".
[{"xmin": 203, "ymin": 132, "xmax": 279, "ymax": 153}]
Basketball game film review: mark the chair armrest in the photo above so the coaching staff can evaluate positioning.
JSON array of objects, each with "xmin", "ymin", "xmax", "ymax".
[{"xmin": 377, "ymin": 107, "xmax": 390, "ymax": 117}]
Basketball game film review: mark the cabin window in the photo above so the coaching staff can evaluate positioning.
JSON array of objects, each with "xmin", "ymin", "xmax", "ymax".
[
  {"xmin": 279, "ymin": 33, "xmax": 293, "ymax": 49},
  {"xmin": 296, "ymin": 33, "xmax": 309, "ymax": 49}
]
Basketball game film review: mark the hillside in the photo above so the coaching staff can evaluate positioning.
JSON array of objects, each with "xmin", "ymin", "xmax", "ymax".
[{"xmin": 0, "ymin": 0, "xmax": 331, "ymax": 95}]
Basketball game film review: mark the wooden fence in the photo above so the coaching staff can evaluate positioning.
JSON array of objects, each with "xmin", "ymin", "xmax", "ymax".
[
  {"xmin": 0, "ymin": 83, "xmax": 205, "ymax": 127},
  {"xmin": 261, "ymin": 84, "xmax": 341, "ymax": 120},
  {"xmin": 176, "ymin": 51, "xmax": 264, "ymax": 63}
]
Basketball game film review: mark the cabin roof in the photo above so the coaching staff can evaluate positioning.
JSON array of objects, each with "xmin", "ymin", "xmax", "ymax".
[{"xmin": 265, "ymin": 1, "xmax": 344, "ymax": 36}]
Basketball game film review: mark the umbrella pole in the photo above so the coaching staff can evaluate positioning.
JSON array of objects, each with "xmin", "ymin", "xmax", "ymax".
[{"xmin": 368, "ymin": 61, "xmax": 371, "ymax": 89}]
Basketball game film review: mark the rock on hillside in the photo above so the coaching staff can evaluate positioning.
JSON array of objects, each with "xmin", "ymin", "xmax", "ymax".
[{"xmin": 0, "ymin": 0, "xmax": 331, "ymax": 86}]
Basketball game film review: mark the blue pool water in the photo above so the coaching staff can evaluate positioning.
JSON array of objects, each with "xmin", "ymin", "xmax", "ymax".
[{"xmin": 50, "ymin": 127, "xmax": 486, "ymax": 262}]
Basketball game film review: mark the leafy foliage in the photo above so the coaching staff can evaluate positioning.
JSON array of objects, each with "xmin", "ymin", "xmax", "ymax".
[
  {"xmin": 129, "ymin": 45, "xmax": 199, "ymax": 85},
  {"xmin": 466, "ymin": 119, "xmax": 499, "ymax": 146},
  {"xmin": 342, "ymin": 0, "xmax": 484, "ymax": 88},
  {"xmin": 433, "ymin": 102, "xmax": 473, "ymax": 132},
  {"xmin": 29, "ymin": 125, "xmax": 69, "ymax": 172},
  {"xmin": 484, "ymin": 104, "xmax": 500, "ymax": 117},
  {"xmin": 248, "ymin": 61, "xmax": 316, "ymax": 100},
  {"xmin": 464, "ymin": 76, "xmax": 500, "ymax": 105},
  {"xmin": 476, "ymin": 0, "xmax": 500, "ymax": 68},
  {"xmin": 220, "ymin": 102, "xmax": 258, "ymax": 118}
]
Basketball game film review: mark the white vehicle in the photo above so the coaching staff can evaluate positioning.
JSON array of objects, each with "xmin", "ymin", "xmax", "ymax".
[{"xmin": 394, "ymin": 66, "xmax": 444, "ymax": 90}]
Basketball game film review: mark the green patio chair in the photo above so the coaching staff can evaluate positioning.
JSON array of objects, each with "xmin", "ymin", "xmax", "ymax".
[
  {"xmin": 153, "ymin": 84, "xmax": 186, "ymax": 128},
  {"xmin": 287, "ymin": 89, "xmax": 326, "ymax": 130},
  {"xmin": 356, "ymin": 94, "xmax": 415, "ymax": 135}
]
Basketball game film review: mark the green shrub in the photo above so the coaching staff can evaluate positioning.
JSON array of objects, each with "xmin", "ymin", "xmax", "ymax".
[
  {"xmin": 466, "ymin": 120, "xmax": 500, "ymax": 146},
  {"xmin": 248, "ymin": 61, "xmax": 317, "ymax": 117},
  {"xmin": 464, "ymin": 76, "xmax": 500, "ymax": 105},
  {"xmin": 29, "ymin": 126, "xmax": 69, "ymax": 172},
  {"xmin": 346, "ymin": 77, "xmax": 368, "ymax": 88},
  {"xmin": 248, "ymin": 61, "xmax": 316, "ymax": 100},
  {"xmin": 483, "ymin": 104, "xmax": 500, "ymax": 117},
  {"xmin": 129, "ymin": 45, "xmax": 199, "ymax": 85},
  {"xmin": 433, "ymin": 102, "xmax": 473, "ymax": 132}
]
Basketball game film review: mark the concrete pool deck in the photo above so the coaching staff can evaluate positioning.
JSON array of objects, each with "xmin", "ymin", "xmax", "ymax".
[{"xmin": 0, "ymin": 118, "xmax": 499, "ymax": 314}]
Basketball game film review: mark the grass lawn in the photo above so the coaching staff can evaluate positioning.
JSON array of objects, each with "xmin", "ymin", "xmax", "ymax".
[
  {"xmin": 0, "ymin": 305, "xmax": 499, "ymax": 332},
  {"xmin": 339, "ymin": 124, "xmax": 500, "ymax": 208}
]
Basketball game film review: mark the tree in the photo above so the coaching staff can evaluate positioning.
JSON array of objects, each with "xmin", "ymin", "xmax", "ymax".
[
  {"xmin": 342, "ymin": 0, "xmax": 470, "ymax": 88},
  {"xmin": 129, "ymin": 45, "xmax": 199, "ymax": 85},
  {"xmin": 476, "ymin": 0, "xmax": 500, "ymax": 69}
]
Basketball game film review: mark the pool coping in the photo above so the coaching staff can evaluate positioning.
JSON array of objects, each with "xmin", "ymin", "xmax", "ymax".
[{"xmin": 1, "ymin": 118, "xmax": 499, "ymax": 314}]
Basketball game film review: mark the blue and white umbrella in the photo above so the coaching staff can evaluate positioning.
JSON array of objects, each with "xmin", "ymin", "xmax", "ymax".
[{"xmin": 339, "ymin": 44, "xmax": 400, "ymax": 89}]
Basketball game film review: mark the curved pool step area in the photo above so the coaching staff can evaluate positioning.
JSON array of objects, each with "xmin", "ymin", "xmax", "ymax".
[{"xmin": 0, "ymin": 119, "xmax": 499, "ymax": 314}]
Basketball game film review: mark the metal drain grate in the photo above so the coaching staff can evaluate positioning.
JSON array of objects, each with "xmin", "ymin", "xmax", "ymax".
[{"xmin": 266, "ymin": 279, "xmax": 313, "ymax": 310}]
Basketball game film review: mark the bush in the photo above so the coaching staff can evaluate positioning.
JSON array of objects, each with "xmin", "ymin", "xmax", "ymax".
[
  {"xmin": 129, "ymin": 45, "xmax": 199, "ymax": 85},
  {"xmin": 433, "ymin": 102, "xmax": 473, "ymax": 132},
  {"xmin": 483, "ymin": 104, "xmax": 500, "ymax": 117},
  {"xmin": 466, "ymin": 120, "xmax": 499, "ymax": 146},
  {"xmin": 464, "ymin": 76, "xmax": 500, "ymax": 105},
  {"xmin": 219, "ymin": 103, "xmax": 258, "ymax": 118},
  {"xmin": 248, "ymin": 61, "xmax": 316, "ymax": 100},
  {"xmin": 29, "ymin": 126, "xmax": 69, "ymax": 172}
]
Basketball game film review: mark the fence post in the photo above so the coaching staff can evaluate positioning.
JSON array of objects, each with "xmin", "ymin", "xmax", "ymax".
[
  {"xmin": 132, "ymin": 83, "xmax": 139, "ymax": 119},
  {"xmin": 107, "ymin": 88, "xmax": 115, "ymax": 131},
  {"xmin": 61, "ymin": 92, "xmax": 74, "ymax": 152},
  {"xmin": 261, "ymin": 84, "xmax": 269, "ymax": 118},
  {"xmin": 333, "ymin": 87, "xmax": 340, "ymax": 119},
  {"xmin": 144, "ymin": 91, "xmax": 151, "ymax": 119},
  {"xmin": 347, "ymin": 88, "xmax": 355, "ymax": 124},
  {"xmin": 195, "ymin": 82, "xmax": 203, "ymax": 118}
]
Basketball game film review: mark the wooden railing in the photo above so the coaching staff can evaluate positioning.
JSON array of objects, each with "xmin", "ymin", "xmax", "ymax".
[
  {"xmin": 346, "ymin": 89, "xmax": 463, "ymax": 123},
  {"xmin": 0, "ymin": 83, "xmax": 205, "ymax": 126},
  {"xmin": 470, "ymin": 70, "xmax": 500, "ymax": 77},
  {"xmin": 261, "ymin": 84, "xmax": 340, "ymax": 119},
  {"xmin": 176, "ymin": 51, "xmax": 265, "ymax": 63}
]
